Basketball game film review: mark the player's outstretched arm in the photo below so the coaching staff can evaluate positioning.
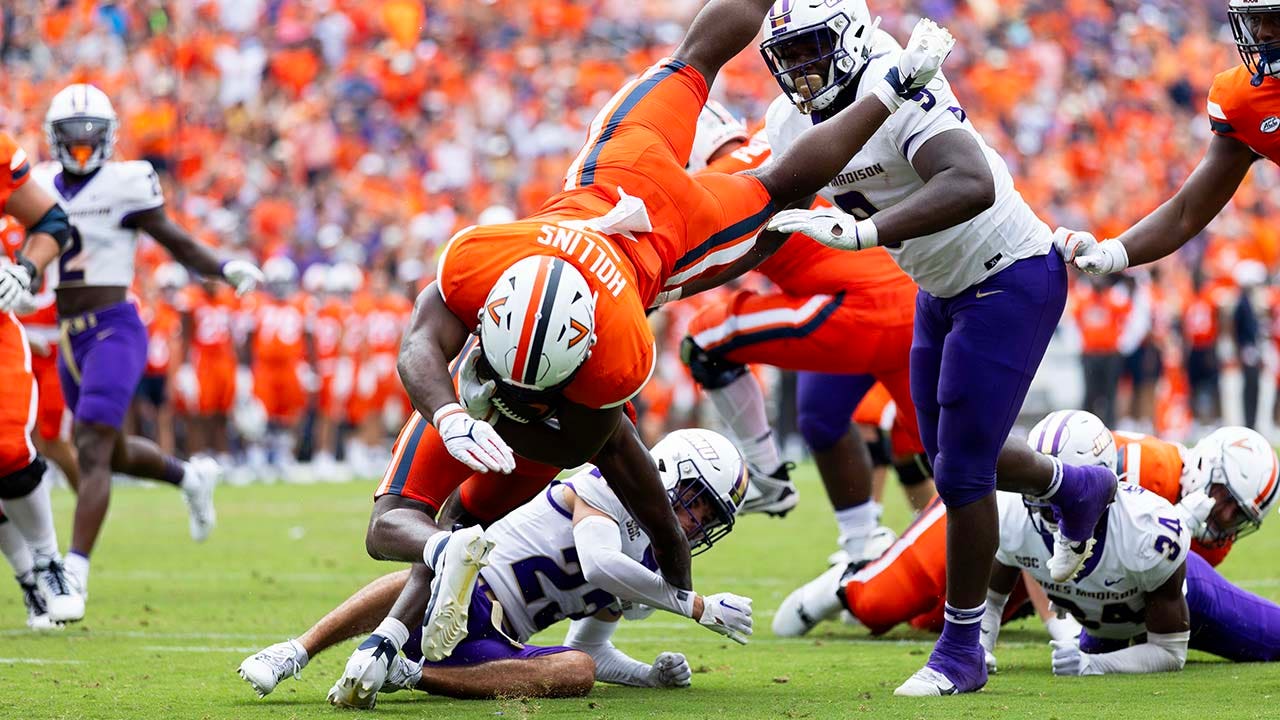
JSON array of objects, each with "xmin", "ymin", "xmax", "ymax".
[
  {"xmin": 672, "ymin": 0, "xmax": 777, "ymax": 88},
  {"xmin": 565, "ymin": 612, "xmax": 692, "ymax": 688},
  {"xmin": 1051, "ymin": 563, "xmax": 1190, "ymax": 676},
  {"xmin": 129, "ymin": 208, "xmax": 264, "ymax": 294},
  {"xmin": 1059, "ymin": 134, "xmax": 1257, "ymax": 274}
]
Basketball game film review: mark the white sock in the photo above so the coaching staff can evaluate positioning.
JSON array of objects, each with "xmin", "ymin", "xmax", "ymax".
[
  {"xmin": 64, "ymin": 551, "xmax": 89, "ymax": 589},
  {"xmin": 2, "ymin": 478, "xmax": 59, "ymax": 559},
  {"xmin": 288, "ymin": 638, "xmax": 311, "ymax": 668},
  {"xmin": 706, "ymin": 373, "xmax": 781, "ymax": 472},
  {"xmin": 835, "ymin": 501, "xmax": 877, "ymax": 560},
  {"xmin": 0, "ymin": 517, "xmax": 34, "ymax": 578},
  {"xmin": 423, "ymin": 531, "xmax": 453, "ymax": 570},
  {"xmin": 372, "ymin": 617, "xmax": 410, "ymax": 652}
]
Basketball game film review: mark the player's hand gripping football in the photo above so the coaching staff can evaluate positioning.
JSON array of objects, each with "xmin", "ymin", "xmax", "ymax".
[
  {"xmin": 1053, "ymin": 227, "xmax": 1130, "ymax": 275},
  {"xmin": 433, "ymin": 403, "xmax": 516, "ymax": 474},
  {"xmin": 457, "ymin": 346, "xmax": 497, "ymax": 422},
  {"xmin": 766, "ymin": 207, "xmax": 876, "ymax": 251},
  {"xmin": 1050, "ymin": 638, "xmax": 1092, "ymax": 676},
  {"xmin": 872, "ymin": 18, "xmax": 956, "ymax": 111},
  {"xmin": 647, "ymin": 652, "xmax": 693, "ymax": 688},
  {"xmin": 0, "ymin": 262, "xmax": 33, "ymax": 312},
  {"xmin": 696, "ymin": 592, "xmax": 753, "ymax": 645},
  {"xmin": 222, "ymin": 259, "xmax": 265, "ymax": 296}
]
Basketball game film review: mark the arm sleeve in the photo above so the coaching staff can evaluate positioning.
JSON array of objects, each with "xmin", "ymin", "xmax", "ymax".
[
  {"xmin": 1082, "ymin": 631, "xmax": 1189, "ymax": 675},
  {"xmin": 572, "ymin": 515, "xmax": 696, "ymax": 617},
  {"xmin": 564, "ymin": 616, "xmax": 654, "ymax": 687}
]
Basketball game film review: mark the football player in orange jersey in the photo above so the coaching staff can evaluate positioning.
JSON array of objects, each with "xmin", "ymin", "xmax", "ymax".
[
  {"xmin": 1057, "ymin": 1, "xmax": 1280, "ymax": 273},
  {"xmin": 0, "ymin": 133, "xmax": 83, "ymax": 627},
  {"xmin": 132, "ymin": 263, "xmax": 186, "ymax": 457},
  {"xmin": 307, "ymin": 263, "xmax": 351, "ymax": 481},
  {"xmin": 350, "ymin": 268, "xmax": 411, "ymax": 467},
  {"xmin": 677, "ymin": 105, "xmax": 934, "ymax": 566},
  {"xmin": 175, "ymin": 278, "xmax": 240, "ymax": 461},
  {"xmin": 247, "ymin": 258, "xmax": 314, "ymax": 476},
  {"xmin": 774, "ymin": 411, "xmax": 1278, "ymax": 645},
  {"xmin": 354, "ymin": 2, "xmax": 957, "ymax": 674}
]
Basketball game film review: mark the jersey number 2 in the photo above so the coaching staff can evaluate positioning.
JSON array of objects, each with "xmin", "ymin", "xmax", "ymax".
[
  {"xmin": 512, "ymin": 548, "xmax": 615, "ymax": 629},
  {"xmin": 58, "ymin": 226, "xmax": 85, "ymax": 284}
]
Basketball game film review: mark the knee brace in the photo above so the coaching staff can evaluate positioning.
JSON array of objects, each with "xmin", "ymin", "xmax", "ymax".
[
  {"xmin": 680, "ymin": 336, "xmax": 747, "ymax": 389},
  {"xmin": 0, "ymin": 457, "xmax": 47, "ymax": 500},
  {"xmin": 866, "ymin": 429, "xmax": 893, "ymax": 467},
  {"xmin": 894, "ymin": 453, "xmax": 934, "ymax": 487}
]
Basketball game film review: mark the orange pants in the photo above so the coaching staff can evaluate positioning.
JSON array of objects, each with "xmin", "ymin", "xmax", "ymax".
[
  {"xmin": 254, "ymin": 360, "xmax": 306, "ymax": 423},
  {"xmin": 192, "ymin": 350, "xmax": 236, "ymax": 415},
  {"xmin": 842, "ymin": 497, "xmax": 1028, "ymax": 633},
  {"xmin": 374, "ymin": 411, "xmax": 559, "ymax": 521},
  {"xmin": 0, "ymin": 315, "xmax": 37, "ymax": 477},
  {"xmin": 687, "ymin": 289, "xmax": 922, "ymax": 454},
  {"xmin": 31, "ymin": 348, "xmax": 68, "ymax": 441}
]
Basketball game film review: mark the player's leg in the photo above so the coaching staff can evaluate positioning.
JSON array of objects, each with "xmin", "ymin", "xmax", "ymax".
[
  {"xmin": 1184, "ymin": 551, "xmax": 1280, "ymax": 662},
  {"xmin": 415, "ymin": 649, "xmax": 596, "ymax": 700},
  {"xmin": 898, "ymin": 253, "xmax": 1070, "ymax": 696},
  {"xmin": 0, "ymin": 509, "xmax": 52, "ymax": 629},
  {"xmin": 239, "ymin": 569, "xmax": 410, "ymax": 697}
]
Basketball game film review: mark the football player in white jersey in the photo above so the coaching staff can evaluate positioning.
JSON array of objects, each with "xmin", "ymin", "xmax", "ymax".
[
  {"xmin": 744, "ymin": 0, "xmax": 1121, "ymax": 696},
  {"xmin": 0, "ymin": 84, "xmax": 264, "ymax": 614},
  {"xmin": 982, "ymin": 428, "xmax": 1280, "ymax": 676},
  {"xmin": 238, "ymin": 429, "xmax": 751, "ymax": 705}
]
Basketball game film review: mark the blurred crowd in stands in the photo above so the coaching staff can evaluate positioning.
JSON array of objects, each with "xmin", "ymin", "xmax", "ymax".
[{"xmin": 1, "ymin": 0, "xmax": 1276, "ymax": 480}]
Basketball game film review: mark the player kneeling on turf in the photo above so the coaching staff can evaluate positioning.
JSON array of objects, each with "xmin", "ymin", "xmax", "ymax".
[{"xmin": 239, "ymin": 429, "xmax": 751, "ymax": 704}]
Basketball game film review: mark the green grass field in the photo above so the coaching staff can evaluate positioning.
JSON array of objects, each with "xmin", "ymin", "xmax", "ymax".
[{"xmin": 1, "ymin": 466, "xmax": 1277, "ymax": 720}]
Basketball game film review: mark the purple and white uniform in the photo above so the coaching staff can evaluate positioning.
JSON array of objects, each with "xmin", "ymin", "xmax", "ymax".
[{"xmin": 32, "ymin": 160, "xmax": 163, "ymax": 429}]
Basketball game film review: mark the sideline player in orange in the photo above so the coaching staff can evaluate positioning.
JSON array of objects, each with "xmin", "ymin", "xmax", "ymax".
[
  {"xmin": 350, "ymin": 268, "xmax": 411, "ymax": 464},
  {"xmin": 133, "ymin": 262, "xmax": 185, "ymax": 457},
  {"xmin": 176, "ymin": 278, "xmax": 240, "ymax": 460},
  {"xmin": 0, "ymin": 132, "xmax": 84, "ymax": 625},
  {"xmin": 348, "ymin": 1, "xmax": 958, "ymax": 679},
  {"xmin": 678, "ymin": 108, "xmax": 932, "ymax": 565},
  {"xmin": 1057, "ymin": 1, "xmax": 1280, "ymax": 273},
  {"xmin": 309, "ymin": 264, "xmax": 350, "ymax": 480},
  {"xmin": 249, "ymin": 257, "xmax": 312, "ymax": 470},
  {"xmin": 773, "ymin": 411, "xmax": 1274, "ymax": 640}
]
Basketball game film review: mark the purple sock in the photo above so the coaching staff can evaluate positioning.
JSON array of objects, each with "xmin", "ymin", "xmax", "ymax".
[
  {"xmin": 938, "ymin": 603, "xmax": 984, "ymax": 651},
  {"xmin": 161, "ymin": 457, "xmax": 185, "ymax": 487}
]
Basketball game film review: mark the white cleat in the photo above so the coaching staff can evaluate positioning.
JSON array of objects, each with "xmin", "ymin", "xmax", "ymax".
[
  {"xmin": 382, "ymin": 654, "xmax": 423, "ymax": 695},
  {"xmin": 182, "ymin": 457, "xmax": 220, "ymax": 542},
  {"xmin": 1047, "ymin": 531, "xmax": 1096, "ymax": 583},
  {"xmin": 894, "ymin": 666, "xmax": 958, "ymax": 697},
  {"xmin": 35, "ymin": 558, "xmax": 85, "ymax": 623},
  {"xmin": 18, "ymin": 578, "xmax": 58, "ymax": 631},
  {"xmin": 421, "ymin": 526, "xmax": 494, "ymax": 662},
  {"xmin": 238, "ymin": 639, "xmax": 306, "ymax": 698},
  {"xmin": 741, "ymin": 463, "xmax": 799, "ymax": 517},
  {"xmin": 328, "ymin": 636, "xmax": 398, "ymax": 709},
  {"xmin": 773, "ymin": 562, "xmax": 848, "ymax": 638}
]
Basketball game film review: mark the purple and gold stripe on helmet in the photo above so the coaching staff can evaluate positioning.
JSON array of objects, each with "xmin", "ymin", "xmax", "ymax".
[
  {"xmin": 728, "ymin": 460, "xmax": 749, "ymax": 508},
  {"xmin": 768, "ymin": 0, "xmax": 793, "ymax": 34}
]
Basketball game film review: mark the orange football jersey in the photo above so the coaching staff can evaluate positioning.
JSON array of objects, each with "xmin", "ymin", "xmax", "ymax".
[
  {"xmin": 0, "ymin": 132, "xmax": 31, "ymax": 212},
  {"xmin": 141, "ymin": 298, "xmax": 181, "ymax": 375},
  {"xmin": 177, "ymin": 285, "xmax": 239, "ymax": 360},
  {"xmin": 1208, "ymin": 66, "xmax": 1280, "ymax": 164},
  {"xmin": 312, "ymin": 298, "xmax": 347, "ymax": 364},
  {"xmin": 253, "ymin": 295, "xmax": 311, "ymax": 363}
]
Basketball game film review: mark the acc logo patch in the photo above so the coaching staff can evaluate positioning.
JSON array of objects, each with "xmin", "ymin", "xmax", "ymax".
[{"xmin": 1262, "ymin": 116, "xmax": 1280, "ymax": 134}]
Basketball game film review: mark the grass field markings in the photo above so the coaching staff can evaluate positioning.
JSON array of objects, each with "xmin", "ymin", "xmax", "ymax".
[
  {"xmin": 0, "ymin": 658, "xmax": 84, "ymax": 665},
  {"xmin": 0, "ymin": 629, "xmax": 282, "ymax": 641}
]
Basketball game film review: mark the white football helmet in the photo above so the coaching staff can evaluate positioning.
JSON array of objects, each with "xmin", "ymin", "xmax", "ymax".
[
  {"xmin": 760, "ymin": 0, "xmax": 880, "ymax": 114},
  {"xmin": 651, "ymin": 428, "xmax": 749, "ymax": 555},
  {"xmin": 262, "ymin": 257, "xmax": 298, "ymax": 298},
  {"xmin": 45, "ymin": 84, "xmax": 119, "ymax": 175},
  {"xmin": 301, "ymin": 262, "xmax": 330, "ymax": 295},
  {"xmin": 1028, "ymin": 410, "xmax": 1117, "ymax": 473},
  {"xmin": 478, "ymin": 255, "xmax": 596, "ymax": 393},
  {"xmin": 1187, "ymin": 427, "xmax": 1278, "ymax": 542},
  {"xmin": 327, "ymin": 262, "xmax": 364, "ymax": 297},
  {"xmin": 154, "ymin": 262, "xmax": 189, "ymax": 291},
  {"xmin": 1228, "ymin": 0, "xmax": 1280, "ymax": 82},
  {"xmin": 687, "ymin": 100, "xmax": 749, "ymax": 172}
]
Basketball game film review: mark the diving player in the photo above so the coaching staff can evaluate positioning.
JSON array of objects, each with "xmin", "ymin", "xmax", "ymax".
[
  {"xmin": 236, "ymin": 429, "xmax": 750, "ymax": 704},
  {"xmin": 755, "ymin": 0, "xmax": 1118, "ymax": 695},
  {"xmin": 0, "ymin": 84, "xmax": 265, "ymax": 612},
  {"xmin": 1057, "ymin": 1, "xmax": 1280, "ymax": 272},
  {"xmin": 378, "ymin": 0, "xmax": 956, "ymax": 663}
]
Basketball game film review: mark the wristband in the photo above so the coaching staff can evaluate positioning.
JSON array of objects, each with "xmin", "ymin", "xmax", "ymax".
[
  {"xmin": 853, "ymin": 218, "xmax": 880, "ymax": 250},
  {"xmin": 432, "ymin": 402, "xmax": 467, "ymax": 427}
]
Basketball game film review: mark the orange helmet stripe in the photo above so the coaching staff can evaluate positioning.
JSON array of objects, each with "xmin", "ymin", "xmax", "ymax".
[
  {"xmin": 1254, "ymin": 451, "xmax": 1279, "ymax": 509},
  {"xmin": 510, "ymin": 256, "xmax": 552, "ymax": 384}
]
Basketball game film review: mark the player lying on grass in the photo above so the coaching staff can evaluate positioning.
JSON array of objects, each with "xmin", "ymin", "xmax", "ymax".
[
  {"xmin": 775, "ymin": 412, "xmax": 1277, "ymax": 643},
  {"xmin": 238, "ymin": 429, "xmax": 751, "ymax": 704},
  {"xmin": 983, "ymin": 430, "xmax": 1280, "ymax": 676}
]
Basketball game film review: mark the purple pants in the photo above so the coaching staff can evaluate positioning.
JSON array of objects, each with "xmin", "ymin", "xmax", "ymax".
[
  {"xmin": 796, "ymin": 372, "xmax": 876, "ymax": 452},
  {"xmin": 1081, "ymin": 552, "xmax": 1280, "ymax": 662},
  {"xmin": 910, "ymin": 251, "xmax": 1066, "ymax": 507},
  {"xmin": 57, "ymin": 302, "xmax": 149, "ymax": 430},
  {"xmin": 403, "ymin": 583, "xmax": 572, "ymax": 666}
]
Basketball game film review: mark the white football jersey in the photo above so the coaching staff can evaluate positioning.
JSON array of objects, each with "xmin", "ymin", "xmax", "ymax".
[
  {"xmin": 995, "ymin": 485, "xmax": 1190, "ymax": 641},
  {"xmin": 765, "ymin": 30, "xmax": 1051, "ymax": 298},
  {"xmin": 481, "ymin": 466, "xmax": 655, "ymax": 642},
  {"xmin": 31, "ymin": 160, "xmax": 165, "ymax": 289}
]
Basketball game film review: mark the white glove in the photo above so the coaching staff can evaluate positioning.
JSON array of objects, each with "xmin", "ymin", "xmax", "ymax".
[
  {"xmin": 296, "ymin": 364, "xmax": 320, "ymax": 393},
  {"xmin": 1050, "ymin": 638, "xmax": 1090, "ymax": 676},
  {"xmin": 1176, "ymin": 489, "xmax": 1217, "ymax": 542},
  {"xmin": 697, "ymin": 593, "xmax": 753, "ymax": 645},
  {"xmin": 433, "ymin": 402, "xmax": 515, "ymax": 474},
  {"xmin": 871, "ymin": 18, "xmax": 956, "ymax": 111},
  {"xmin": 9, "ymin": 290, "xmax": 39, "ymax": 316},
  {"xmin": 1053, "ymin": 227, "xmax": 1129, "ymax": 275},
  {"xmin": 647, "ymin": 652, "xmax": 692, "ymax": 688},
  {"xmin": 176, "ymin": 363, "xmax": 200, "ymax": 407},
  {"xmin": 0, "ymin": 263, "xmax": 33, "ymax": 312},
  {"xmin": 457, "ymin": 347, "xmax": 497, "ymax": 422},
  {"xmin": 766, "ymin": 208, "xmax": 878, "ymax": 251},
  {"xmin": 221, "ymin": 259, "xmax": 265, "ymax": 296}
]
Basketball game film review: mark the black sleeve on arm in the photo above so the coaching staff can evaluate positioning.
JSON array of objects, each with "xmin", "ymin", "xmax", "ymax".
[{"xmin": 27, "ymin": 204, "xmax": 75, "ymax": 251}]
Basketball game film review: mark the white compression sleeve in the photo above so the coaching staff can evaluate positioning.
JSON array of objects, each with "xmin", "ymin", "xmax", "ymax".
[
  {"xmin": 572, "ymin": 516, "xmax": 696, "ymax": 617},
  {"xmin": 564, "ymin": 616, "xmax": 654, "ymax": 687},
  {"xmin": 1083, "ymin": 631, "xmax": 1189, "ymax": 675}
]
